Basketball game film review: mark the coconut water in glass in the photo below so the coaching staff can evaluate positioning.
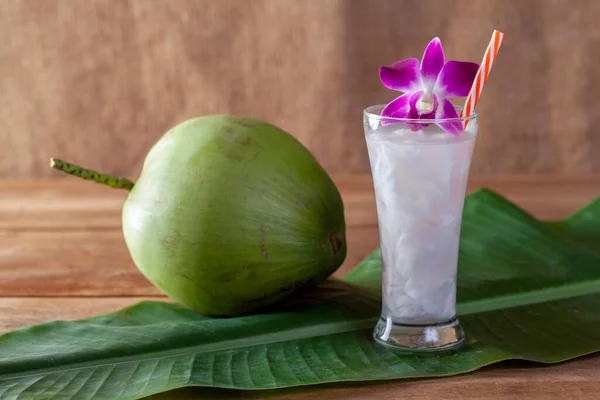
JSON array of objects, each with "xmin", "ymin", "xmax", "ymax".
[{"xmin": 364, "ymin": 104, "xmax": 477, "ymax": 352}]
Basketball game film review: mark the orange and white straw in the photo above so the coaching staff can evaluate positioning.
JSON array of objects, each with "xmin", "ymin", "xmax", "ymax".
[{"xmin": 461, "ymin": 30, "xmax": 504, "ymax": 128}]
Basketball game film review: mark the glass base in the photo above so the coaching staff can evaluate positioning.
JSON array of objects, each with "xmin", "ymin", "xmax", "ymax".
[{"xmin": 373, "ymin": 316, "xmax": 465, "ymax": 353}]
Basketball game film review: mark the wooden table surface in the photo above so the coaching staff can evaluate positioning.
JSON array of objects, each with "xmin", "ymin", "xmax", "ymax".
[{"xmin": 1, "ymin": 175, "xmax": 600, "ymax": 399}]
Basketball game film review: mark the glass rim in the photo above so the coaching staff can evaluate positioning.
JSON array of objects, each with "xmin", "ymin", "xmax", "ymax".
[{"xmin": 363, "ymin": 104, "xmax": 478, "ymax": 124}]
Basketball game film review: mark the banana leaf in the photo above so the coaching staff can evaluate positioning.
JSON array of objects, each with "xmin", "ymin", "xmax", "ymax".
[{"xmin": 1, "ymin": 188, "xmax": 599, "ymax": 400}]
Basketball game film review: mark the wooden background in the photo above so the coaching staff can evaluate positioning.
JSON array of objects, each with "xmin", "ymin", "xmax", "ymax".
[{"xmin": 1, "ymin": 0, "xmax": 599, "ymax": 179}]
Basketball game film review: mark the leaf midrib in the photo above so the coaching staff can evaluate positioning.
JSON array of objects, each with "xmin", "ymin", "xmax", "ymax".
[
  {"xmin": 458, "ymin": 278, "xmax": 600, "ymax": 316},
  {"xmin": 0, "ymin": 318, "xmax": 377, "ymax": 381}
]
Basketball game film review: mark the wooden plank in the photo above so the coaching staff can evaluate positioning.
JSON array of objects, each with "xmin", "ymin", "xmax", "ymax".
[
  {"xmin": 1, "ymin": 176, "xmax": 599, "ymax": 229},
  {"xmin": 0, "ymin": 226, "xmax": 379, "ymax": 296},
  {"xmin": 0, "ymin": 229, "xmax": 156, "ymax": 296},
  {"xmin": 0, "ymin": 179, "xmax": 128, "ymax": 229},
  {"xmin": 1, "ymin": 297, "xmax": 600, "ymax": 399}
]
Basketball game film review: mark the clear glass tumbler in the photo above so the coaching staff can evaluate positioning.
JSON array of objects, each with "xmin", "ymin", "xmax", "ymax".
[{"xmin": 364, "ymin": 104, "xmax": 478, "ymax": 352}]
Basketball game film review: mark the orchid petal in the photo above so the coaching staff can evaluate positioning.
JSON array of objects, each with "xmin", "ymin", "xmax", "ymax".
[
  {"xmin": 379, "ymin": 58, "xmax": 421, "ymax": 91},
  {"xmin": 436, "ymin": 99, "xmax": 463, "ymax": 135},
  {"xmin": 435, "ymin": 61, "xmax": 479, "ymax": 97},
  {"xmin": 380, "ymin": 93, "xmax": 412, "ymax": 118},
  {"xmin": 420, "ymin": 37, "xmax": 445, "ymax": 83}
]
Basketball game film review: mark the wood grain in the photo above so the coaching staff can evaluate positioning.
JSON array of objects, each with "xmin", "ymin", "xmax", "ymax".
[{"xmin": 2, "ymin": 0, "xmax": 600, "ymax": 178}]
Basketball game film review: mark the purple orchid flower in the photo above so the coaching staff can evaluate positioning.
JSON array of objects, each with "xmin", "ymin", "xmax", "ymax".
[{"xmin": 379, "ymin": 37, "xmax": 479, "ymax": 134}]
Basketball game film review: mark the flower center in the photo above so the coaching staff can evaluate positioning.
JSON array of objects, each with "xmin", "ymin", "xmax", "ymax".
[{"xmin": 416, "ymin": 92, "xmax": 435, "ymax": 114}]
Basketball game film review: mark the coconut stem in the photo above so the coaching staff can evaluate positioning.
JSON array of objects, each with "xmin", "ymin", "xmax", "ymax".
[{"xmin": 50, "ymin": 157, "xmax": 135, "ymax": 191}]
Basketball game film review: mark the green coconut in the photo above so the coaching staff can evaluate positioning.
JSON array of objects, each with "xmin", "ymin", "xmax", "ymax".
[{"xmin": 51, "ymin": 115, "xmax": 347, "ymax": 316}]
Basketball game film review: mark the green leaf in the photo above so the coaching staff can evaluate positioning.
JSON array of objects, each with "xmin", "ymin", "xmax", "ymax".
[{"xmin": 1, "ymin": 189, "xmax": 600, "ymax": 399}]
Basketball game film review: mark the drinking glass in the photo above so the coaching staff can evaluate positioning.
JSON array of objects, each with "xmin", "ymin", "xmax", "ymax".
[{"xmin": 364, "ymin": 104, "xmax": 478, "ymax": 352}]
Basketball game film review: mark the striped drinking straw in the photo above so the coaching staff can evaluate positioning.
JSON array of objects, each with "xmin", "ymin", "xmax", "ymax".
[{"xmin": 461, "ymin": 30, "xmax": 504, "ymax": 129}]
